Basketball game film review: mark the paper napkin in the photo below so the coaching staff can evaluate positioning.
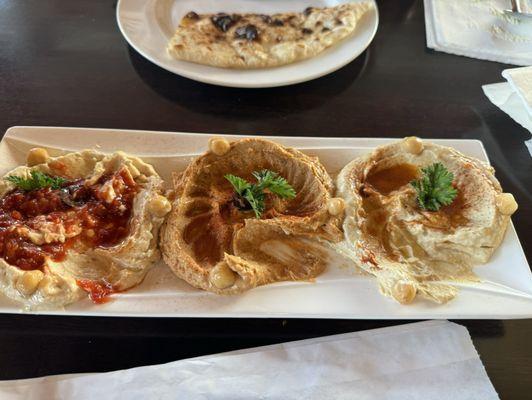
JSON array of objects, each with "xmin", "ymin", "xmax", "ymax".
[
  {"xmin": 503, "ymin": 66, "xmax": 532, "ymax": 115},
  {"xmin": 483, "ymin": 66, "xmax": 532, "ymax": 155},
  {"xmin": 0, "ymin": 321, "xmax": 499, "ymax": 400},
  {"xmin": 424, "ymin": 0, "xmax": 532, "ymax": 65}
]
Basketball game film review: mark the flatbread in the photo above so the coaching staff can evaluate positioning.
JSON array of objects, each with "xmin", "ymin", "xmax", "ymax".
[{"xmin": 167, "ymin": 2, "xmax": 374, "ymax": 69}]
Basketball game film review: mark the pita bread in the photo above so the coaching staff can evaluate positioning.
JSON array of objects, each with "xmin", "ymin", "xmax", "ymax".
[{"xmin": 167, "ymin": 2, "xmax": 374, "ymax": 69}]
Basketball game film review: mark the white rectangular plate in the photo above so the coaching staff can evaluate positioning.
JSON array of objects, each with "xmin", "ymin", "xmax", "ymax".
[{"xmin": 1, "ymin": 126, "xmax": 531, "ymax": 319}]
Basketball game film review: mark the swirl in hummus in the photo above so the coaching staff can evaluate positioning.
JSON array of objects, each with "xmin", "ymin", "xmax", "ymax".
[
  {"xmin": 0, "ymin": 149, "xmax": 171, "ymax": 309},
  {"xmin": 161, "ymin": 138, "xmax": 343, "ymax": 295},
  {"xmin": 335, "ymin": 137, "xmax": 518, "ymax": 304}
]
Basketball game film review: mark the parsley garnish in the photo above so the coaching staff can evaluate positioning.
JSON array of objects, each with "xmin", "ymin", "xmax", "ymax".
[
  {"xmin": 410, "ymin": 163, "xmax": 458, "ymax": 211},
  {"xmin": 6, "ymin": 171, "xmax": 67, "ymax": 191},
  {"xmin": 225, "ymin": 169, "xmax": 296, "ymax": 218}
]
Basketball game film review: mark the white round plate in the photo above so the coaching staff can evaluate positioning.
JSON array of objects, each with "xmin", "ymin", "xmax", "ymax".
[{"xmin": 116, "ymin": 0, "xmax": 379, "ymax": 88}]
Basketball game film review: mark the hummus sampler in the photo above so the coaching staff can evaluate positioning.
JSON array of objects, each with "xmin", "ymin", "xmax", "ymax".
[{"xmin": 0, "ymin": 149, "xmax": 170, "ymax": 309}]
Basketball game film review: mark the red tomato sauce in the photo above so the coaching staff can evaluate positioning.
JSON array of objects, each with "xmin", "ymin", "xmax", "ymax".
[
  {"xmin": 0, "ymin": 169, "xmax": 139, "ymax": 276},
  {"xmin": 76, "ymin": 279, "xmax": 117, "ymax": 304}
]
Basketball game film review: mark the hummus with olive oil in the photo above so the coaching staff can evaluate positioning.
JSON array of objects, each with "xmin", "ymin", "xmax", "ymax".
[{"xmin": 335, "ymin": 137, "xmax": 518, "ymax": 304}]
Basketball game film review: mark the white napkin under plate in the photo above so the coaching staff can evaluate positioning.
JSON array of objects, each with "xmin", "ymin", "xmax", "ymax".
[
  {"xmin": 483, "ymin": 66, "xmax": 532, "ymax": 155},
  {"xmin": 424, "ymin": 0, "xmax": 532, "ymax": 66},
  {"xmin": 0, "ymin": 321, "xmax": 499, "ymax": 400}
]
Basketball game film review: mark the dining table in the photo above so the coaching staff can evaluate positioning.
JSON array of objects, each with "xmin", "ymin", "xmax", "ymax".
[{"xmin": 0, "ymin": 0, "xmax": 531, "ymax": 398}]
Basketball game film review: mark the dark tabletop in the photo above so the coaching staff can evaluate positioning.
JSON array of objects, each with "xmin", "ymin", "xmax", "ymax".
[{"xmin": 0, "ymin": 0, "xmax": 531, "ymax": 397}]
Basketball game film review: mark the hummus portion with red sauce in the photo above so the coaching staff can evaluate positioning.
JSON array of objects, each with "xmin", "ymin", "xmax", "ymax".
[{"xmin": 0, "ymin": 149, "xmax": 170, "ymax": 310}]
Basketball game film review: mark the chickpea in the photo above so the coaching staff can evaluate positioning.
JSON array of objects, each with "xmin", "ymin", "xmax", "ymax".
[
  {"xmin": 208, "ymin": 137, "xmax": 231, "ymax": 156},
  {"xmin": 38, "ymin": 275, "xmax": 61, "ymax": 296},
  {"xmin": 210, "ymin": 263, "xmax": 236, "ymax": 289},
  {"xmin": 16, "ymin": 270, "xmax": 44, "ymax": 296},
  {"xmin": 403, "ymin": 136, "xmax": 424, "ymax": 155},
  {"xmin": 327, "ymin": 197, "xmax": 345, "ymax": 216},
  {"xmin": 148, "ymin": 195, "xmax": 172, "ymax": 217},
  {"xmin": 496, "ymin": 193, "xmax": 518, "ymax": 216},
  {"xmin": 391, "ymin": 280, "xmax": 417, "ymax": 304},
  {"xmin": 26, "ymin": 148, "xmax": 49, "ymax": 167}
]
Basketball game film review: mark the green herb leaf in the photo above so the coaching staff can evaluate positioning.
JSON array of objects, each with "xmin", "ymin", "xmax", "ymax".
[
  {"xmin": 224, "ymin": 174, "xmax": 251, "ymax": 196},
  {"xmin": 224, "ymin": 169, "xmax": 296, "ymax": 218},
  {"xmin": 243, "ymin": 185, "xmax": 265, "ymax": 219},
  {"xmin": 6, "ymin": 171, "xmax": 67, "ymax": 191},
  {"xmin": 253, "ymin": 170, "xmax": 297, "ymax": 199},
  {"xmin": 411, "ymin": 163, "xmax": 458, "ymax": 211}
]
